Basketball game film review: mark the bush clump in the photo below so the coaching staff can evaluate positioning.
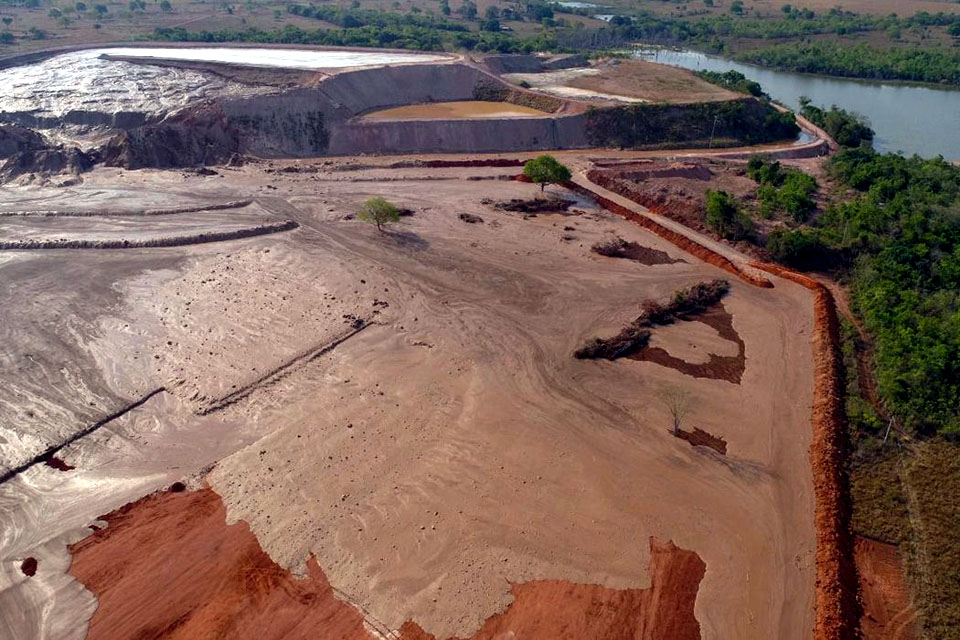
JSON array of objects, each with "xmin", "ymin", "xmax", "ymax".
[
  {"xmin": 575, "ymin": 279, "xmax": 730, "ymax": 359},
  {"xmin": 705, "ymin": 190, "xmax": 753, "ymax": 240}
]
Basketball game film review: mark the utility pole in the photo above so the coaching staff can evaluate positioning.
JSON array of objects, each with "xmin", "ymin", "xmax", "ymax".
[{"xmin": 707, "ymin": 115, "xmax": 720, "ymax": 148}]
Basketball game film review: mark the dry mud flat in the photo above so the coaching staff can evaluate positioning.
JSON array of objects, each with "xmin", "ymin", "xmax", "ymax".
[{"xmin": 1, "ymin": 160, "xmax": 815, "ymax": 639}]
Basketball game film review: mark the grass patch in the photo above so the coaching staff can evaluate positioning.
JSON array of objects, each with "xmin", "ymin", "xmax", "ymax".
[{"xmin": 903, "ymin": 439, "xmax": 960, "ymax": 638}]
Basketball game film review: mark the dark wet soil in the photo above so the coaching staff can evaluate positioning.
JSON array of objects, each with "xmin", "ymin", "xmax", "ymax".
[{"xmin": 629, "ymin": 304, "xmax": 745, "ymax": 384}]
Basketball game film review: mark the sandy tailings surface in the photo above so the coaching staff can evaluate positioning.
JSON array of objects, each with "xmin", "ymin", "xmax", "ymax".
[{"xmin": 0, "ymin": 159, "xmax": 816, "ymax": 639}]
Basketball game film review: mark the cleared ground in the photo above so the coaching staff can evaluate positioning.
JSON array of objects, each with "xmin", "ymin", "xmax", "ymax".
[
  {"xmin": 505, "ymin": 60, "xmax": 739, "ymax": 104},
  {"xmin": 0, "ymin": 157, "xmax": 816, "ymax": 639}
]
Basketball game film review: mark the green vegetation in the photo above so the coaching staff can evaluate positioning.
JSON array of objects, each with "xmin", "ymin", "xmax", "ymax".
[
  {"xmin": 798, "ymin": 97, "xmax": 874, "ymax": 148},
  {"xmin": 694, "ymin": 69, "xmax": 764, "ymax": 97},
  {"xmin": 747, "ymin": 156, "xmax": 817, "ymax": 221},
  {"xmin": 287, "ymin": 4, "xmax": 467, "ymax": 33},
  {"xmin": 705, "ymin": 190, "xmax": 752, "ymax": 240},
  {"xmin": 558, "ymin": 9, "xmax": 960, "ymax": 85},
  {"xmin": 523, "ymin": 155, "xmax": 571, "ymax": 192},
  {"xmin": 766, "ymin": 228, "xmax": 827, "ymax": 269},
  {"xmin": 151, "ymin": 24, "xmax": 557, "ymax": 53},
  {"xmin": 584, "ymin": 99, "xmax": 798, "ymax": 150},
  {"xmin": 817, "ymin": 148, "xmax": 960, "ymax": 436},
  {"xmin": 737, "ymin": 42, "xmax": 960, "ymax": 86},
  {"xmin": 356, "ymin": 196, "xmax": 400, "ymax": 232}
]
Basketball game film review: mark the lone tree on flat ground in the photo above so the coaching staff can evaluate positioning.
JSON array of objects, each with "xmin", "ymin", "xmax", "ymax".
[
  {"xmin": 523, "ymin": 154, "xmax": 572, "ymax": 192},
  {"xmin": 664, "ymin": 387, "xmax": 692, "ymax": 436},
  {"xmin": 357, "ymin": 196, "xmax": 400, "ymax": 232}
]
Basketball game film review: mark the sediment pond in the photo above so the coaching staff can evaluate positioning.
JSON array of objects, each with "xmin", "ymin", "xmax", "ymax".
[{"xmin": 363, "ymin": 101, "xmax": 550, "ymax": 120}]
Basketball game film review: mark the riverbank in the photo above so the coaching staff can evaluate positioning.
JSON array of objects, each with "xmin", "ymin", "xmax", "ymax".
[{"xmin": 633, "ymin": 46, "xmax": 960, "ymax": 159}]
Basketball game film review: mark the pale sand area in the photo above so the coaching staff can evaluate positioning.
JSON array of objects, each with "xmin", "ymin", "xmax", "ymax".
[
  {"xmin": 363, "ymin": 101, "xmax": 550, "ymax": 120},
  {"xmin": 0, "ymin": 160, "xmax": 814, "ymax": 639}
]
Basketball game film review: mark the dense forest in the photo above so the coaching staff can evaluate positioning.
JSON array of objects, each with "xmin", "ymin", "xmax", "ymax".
[
  {"xmin": 737, "ymin": 42, "xmax": 960, "ymax": 86},
  {"xmin": 771, "ymin": 149, "xmax": 960, "ymax": 437}
]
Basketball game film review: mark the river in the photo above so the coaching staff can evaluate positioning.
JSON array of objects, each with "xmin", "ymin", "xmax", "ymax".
[{"xmin": 634, "ymin": 47, "xmax": 960, "ymax": 160}]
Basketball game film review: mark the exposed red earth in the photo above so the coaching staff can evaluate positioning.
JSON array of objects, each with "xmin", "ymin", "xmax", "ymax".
[
  {"xmin": 69, "ymin": 487, "xmax": 376, "ymax": 640},
  {"xmin": 400, "ymin": 538, "xmax": 705, "ymax": 640},
  {"xmin": 751, "ymin": 261, "xmax": 859, "ymax": 640},
  {"xmin": 855, "ymin": 536, "xmax": 917, "ymax": 640},
  {"xmin": 69, "ymin": 487, "xmax": 706, "ymax": 640},
  {"xmin": 629, "ymin": 303, "xmax": 746, "ymax": 384}
]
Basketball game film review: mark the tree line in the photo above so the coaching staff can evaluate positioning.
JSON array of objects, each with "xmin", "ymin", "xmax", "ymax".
[{"xmin": 737, "ymin": 42, "xmax": 960, "ymax": 86}]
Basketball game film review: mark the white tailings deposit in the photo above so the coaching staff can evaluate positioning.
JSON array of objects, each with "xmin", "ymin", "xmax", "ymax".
[
  {"xmin": 0, "ymin": 47, "xmax": 450, "ymax": 128},
  {"xmin": 99, "ymin": 46, "xmax": 451, "ymax": 69}
]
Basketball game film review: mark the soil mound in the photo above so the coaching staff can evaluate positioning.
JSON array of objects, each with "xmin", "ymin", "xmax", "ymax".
[
  {"xmin": 674, "ymin": 427, "xmax": 727, "ymax": 455},
  {"xmin": 617, "ymin": 161, "xmax": 714, "ymax": 182},
  {"xmin": 593, "ymin": 237, "xmax": 684, "ymax": 265},
  {"xmin": 486, "ymin": 197, "xmax": 576, "ymax": 213}
]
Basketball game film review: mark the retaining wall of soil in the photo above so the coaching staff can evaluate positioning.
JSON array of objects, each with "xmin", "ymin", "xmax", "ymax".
[
  {"xmin": 749, "ymin": 261, "xmax": 859, "ymax": 640},
  {"xmin": 214, "ymin": 63, "xmax": 583, "ymax": 157},
  {"xmin": 0, "ymin": 220, "xmax": 298, "ymax": 251}
]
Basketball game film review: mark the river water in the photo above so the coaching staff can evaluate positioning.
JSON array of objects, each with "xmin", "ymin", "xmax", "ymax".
[{"xmin": 634, "ymin": 47, "xmax": 960, "ymax": 159}]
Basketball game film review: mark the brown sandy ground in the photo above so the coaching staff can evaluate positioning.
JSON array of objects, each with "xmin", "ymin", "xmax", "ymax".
[
  {"xmin": 568, "ymin": 60, "xmax": 740, "ymax": 104},
  {"xmin": 69, "ymin": 486, "xmax": 705, "ymax": 640},
  {"xmin": 0, "ymin": 156, "xmax": 816, "ymax": 640}
]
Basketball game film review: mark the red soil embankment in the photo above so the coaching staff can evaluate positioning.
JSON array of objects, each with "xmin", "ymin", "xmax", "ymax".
[
  {"xmin": 587, "ymin": 169, "xmax": 706, "ymax": 230},
  {"xmin": 751, "ymin": 261, "xmax": 859, "ymax": 640},
  {"xmin": 565, "ymin": 180, "xmax": 772, "ymax": 288},
  {"xmin": 855, "ymin": 536, "xmax": 917, "ymax": 640},
  {"xmin": 69, "ymin": 487, "xmax": 706, "ymax": 640}
]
